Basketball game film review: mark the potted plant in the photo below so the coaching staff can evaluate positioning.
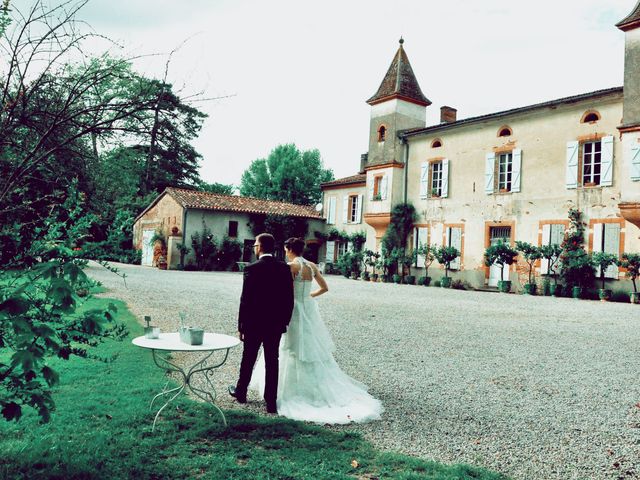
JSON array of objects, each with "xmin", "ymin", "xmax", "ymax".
[
  {"xmin": 392, "ymin": 273, "xmax": 402, "ymax": 284},
  {"xmin": 434, "ymin": 245, "xmax": 459, "ymax": 288},
  {"xmin": 618, "ymin": 253, "xmax": 640, "ymax": 304},
  {"xmin": 540, "ymin": 243, "xmax": 563, "ymax": 296},
  {"xmin": 591, "ymin": 252, "xmax": 617, "ymax": 301},
  {"xmin": 403, "ymin": 250, "xmax": 417, "ymax": 285},
  {"xmin": 484, "ymin": 241, "xmax": 518, "ymax": 293},
  {"xmin": 416, "ymin": 242, "xmax": 435, "ymax": 287},
  {"xmin": 430, "ymin": 187, "xmax": 440, "ymax": 198},
  {"xmin": 157, "ymin": 255, "xmax": 168, "ymax": 270},
  {"xmin": 515, "ymin": 241, "xmax": 541, "ymax": 295},
  {"xmin": 559, "ymin": 209, "xmax": 594, "ymax": 299}
]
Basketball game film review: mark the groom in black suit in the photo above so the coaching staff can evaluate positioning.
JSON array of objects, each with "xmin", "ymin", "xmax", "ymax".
[{"xmin": 229, "ymin": 233, "xmax": 294, "ymax": 413}]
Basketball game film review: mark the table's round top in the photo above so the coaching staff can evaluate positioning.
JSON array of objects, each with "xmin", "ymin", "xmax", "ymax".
[{"xmin": 132, "ymin": 332, "xmax": 240, "ymax": 352}]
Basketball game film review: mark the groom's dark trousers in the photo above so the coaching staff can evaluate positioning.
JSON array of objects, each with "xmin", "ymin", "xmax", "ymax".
[{"xmin": 236, "ymin": 255, "xmax": 294, "ymax": 407}]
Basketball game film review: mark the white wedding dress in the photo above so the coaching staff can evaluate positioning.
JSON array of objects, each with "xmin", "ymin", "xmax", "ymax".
[{"xmin": 249, "ymin": 257, "xmax": 383, "ymax": 424}]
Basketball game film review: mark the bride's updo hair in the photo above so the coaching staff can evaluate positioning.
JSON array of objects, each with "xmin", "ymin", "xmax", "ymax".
[{"xmin": 284, "ymin": 237, "xmax": 306, "ymax": 256}]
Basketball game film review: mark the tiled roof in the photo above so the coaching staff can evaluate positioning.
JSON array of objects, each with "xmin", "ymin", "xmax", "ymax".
[
  {"xmin": 320, "ymin": 174, "xmax": 366, "ymax": 188},
  {"xmin": 367, "ymin": 38, "xmax": 431, "ymax": 107},
  {"xmin": 167, "ymin": 188, "xmax": 323, "ymax": 218},
  {"xmin": 399, "ymin": 87, "xmax": 623, "ymax": 139},
  {"xmin": 617, "ymin": 1, "xmax": 640, "ymax": 30}
]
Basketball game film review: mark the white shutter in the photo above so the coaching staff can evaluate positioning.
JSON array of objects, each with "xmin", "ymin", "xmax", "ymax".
[
  {"xmin": 604, "ymin": 223, "xmax": 620, "ymax": 279},
  {"xmin": 381, "ymin": 175, "xmax": 388, "ymax": 200},
  {"xmin": 441, "ymin": 159, "xmax": 450, "ymax": 198},
  {"xmin": 448, "ymin": 227, "xmax": 462, "ymax": 270},
  {"xmin": 368, "ymin": 177, "xmax": 375, "ymax": 200},
  {"xmin": 342, "ymin": 196, "xmax": 349, "ymax": 224},
  {"xmin": 593, "ymin": 223, "xmax": 604, "ymax": 277},
  {"xmin": 355, "ymin": 194, "xmax": 363, "ymax": 224},
  {"xmin": 485, "ymin": 153, "xmax": 495, "ymax": 194},
  {"xmin": 566, "ymin": 141, "xmax": 579, "ymax": 189},
  {"xmin": 540, "ymin": 223, "xmax": 551, "ymax": 274},
  {"xmin": 419, "ymin": 163, "xmax": 428, "ymax": 198},
  {"xmin": 325, "ymin": 241, "xmax": 335, "ymax": 263},
  {"xmin": 631, "ymin": 145, "xmax": 640, "ymax": 181},
  {"xmin": 600, "ymin": 135, "xmax": 614, "ymax": 187},
  {"xmin": 327, "ymin": 196, "xmax": 336, "ymax": 224},
  {"xmin": 502, "ymin": 260, "xmax": 511, "ymax": 281},
  {"xmin": 431, "ymin": 223, "xmax": 443, "ymax": 248},
  {"xmin": 511, "ymin": 149, "xmax": 522, "ymax": 193},
  {"xmin": 416, "ymin": 227, "xmax": 428, "ymax": 266}
]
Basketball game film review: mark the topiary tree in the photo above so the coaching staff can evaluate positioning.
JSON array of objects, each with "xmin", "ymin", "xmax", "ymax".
[
  {"xmin": 435, "ymin": 245, "xmax": 460, "ymax": 279},
  {"xmin": 484, "ymin": 241, "xmax": 518, "ymax": 283},
  {"xmin": 515, "ymin": 241, "xmax": 542, "ymax": 287},
  {"xmin": 619, "ymin": 253, "xmax": 640, "ymax": 294},
  {"xmin": 540, "ymin": 243, "xmax": 563, "ymax": 286},
  {"xmin": 416, "ymin": 242, "xmax": 435, "ymax": 279},
  {"xmin": 591, "ymin": 251, "xmax": 618, "ymax": 290},
  {"xmin": 381, "ymin": 203, "xmax": 417, "ymax": 276}
]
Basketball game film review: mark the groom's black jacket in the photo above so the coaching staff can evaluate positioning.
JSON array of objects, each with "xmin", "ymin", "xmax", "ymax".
[{"xmin": 238, "ymin": 255, "xmax": 294, "ymax": 336}]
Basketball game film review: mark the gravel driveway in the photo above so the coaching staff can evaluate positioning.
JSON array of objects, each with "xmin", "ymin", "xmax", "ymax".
[{"xmin": 86, "ymin": 262, "xmax": 640, "ymax": 480}]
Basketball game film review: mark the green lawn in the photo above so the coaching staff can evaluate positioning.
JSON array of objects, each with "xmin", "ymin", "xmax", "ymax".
[{"xmin": 0, "ymin": 296, "xmax": 506, "ymax": 480}]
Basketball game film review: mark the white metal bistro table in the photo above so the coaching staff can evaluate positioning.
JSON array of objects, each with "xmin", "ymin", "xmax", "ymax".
[{"xmin": 132, "ymin": 332, "xmax": 240, "ymax": 431}]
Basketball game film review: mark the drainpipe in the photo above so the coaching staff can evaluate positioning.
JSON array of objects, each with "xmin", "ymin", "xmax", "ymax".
[
  {"xmin": 402, "ymin": 136, "xmax": 409, "ymax": 204},
  {"xmin": 181, "ymin": 208, "xmax": 188, "ymax": 247}
]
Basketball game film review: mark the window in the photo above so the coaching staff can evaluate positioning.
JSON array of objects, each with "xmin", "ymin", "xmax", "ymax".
[
  {"xmin": 498, "ymin": 126, "xmax": 512, "ymax": 137},
  {"xmin": 540, "ymin": 223, "xmax": 565, "ymax": 274},
  {"xmin": 582, "ymin": 140, "xmax": 602, "ymax": 186},
  {"xmin": 431, "ymin": 161, "xmax": 443, "ymax": 196},
  {"xmin": 337, "ymin": 240, "xmax": 348, "ymax": 258},
  {"xmin": 373, "ymin": 175, "xmax": 383, "ymax": 199},
  {"xmin": 445, "ymin": 226, "xmax": 463, "ymax": 270},
  {"xmin": 497, "ymin": 153, "xmax": 513, "ymax": 191},
  {"xmin": 431, "ymin": 139, "xmax": 442, "ymax": 148},
  {"xmin": 326, "ymin": 196, "xmax": 336, "ymax": 224},
  {"xmin": 581, "ymin": 111, "xmax": 600, "ymax": 123},
  {"xmin": 485, "ymin": 150, "xmax": 521, "ymax": 194},
  {"xmin": 378, "ymin": 125, "xmax": 386, "ymax": 142},
  {"xmin": 420, "ymin": 160, "xmax": 449, "ymax": 198},
  {"xmin": 566, "ymin": 136, "xmax": 613, "ymax": 189},
  {"xmin": 348, "ymin": 195, "xmax": 359, "ymax": 223},
  {"xmin": 228, "ymin": 220, "xmax": 238, "ymax": 237},
  {"xmin": 592, "ymin": 222, "xmax": 621, "ymax": 279}
]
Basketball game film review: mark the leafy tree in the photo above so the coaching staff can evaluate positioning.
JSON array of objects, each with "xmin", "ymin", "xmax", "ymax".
[
  {"xmin": 240, "ymin": 144, "xmax": 334, "ymax": 205},
  {"xmin": 381, "ymin": 203, "xmax": 417, "ymax": 275},
  {"xmin": 249, "ymin": 213, "xmax": 309, "ymax": 258},
  {"xmin": 484, "ymin": 241, "xmax": 518, "ymax": 282},
  {"xmin": 619, "ymin": 253, "xmax": 640, "ymax": 293},
  {"xmin": 591, "ymin": 252, "xmax": 618, "ymax": 290},
  {"xmin": 435, "ymin": 245, "xmax": 460, "ymax": 279},
  {"xmin": 195, "ymin": 180, "xmax": 236, "ymax": 196},
  {"xmin": 190, "ymin": 223, "xmax": 218, "ymax": 271},
  {"xmin": 540, "ymin": 243, "xmax": 563, "ymax": 286},
  {"xmin": 416, "ymin": 242, "xmax": 436, "ymax": 278},
  {"xmin": 0, "ymin": 190, "xmax": 127, "ymax": 422},
  {"xmin": 515, "ymin": 241, "xmax": 541, "ymax": 286}
]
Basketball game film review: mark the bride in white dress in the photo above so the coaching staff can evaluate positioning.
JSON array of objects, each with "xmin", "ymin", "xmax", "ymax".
[{"xmin": 250, "ymin": 237, "xmax": 383, "ymax": 424}]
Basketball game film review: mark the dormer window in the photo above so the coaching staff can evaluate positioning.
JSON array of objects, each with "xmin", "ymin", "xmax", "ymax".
[
  {"xmin": 431, "ymin": 139, "xmax": 442, "ymax": 148},
  {"xmin": 498, "ymin": 126, "xmax": 512, "ymax": 137},
  {"xmin": 581, "ymin": 111, "xmax": 601, "ymax": 123},
  {"xmin": 378, "ymin": 125, "xmax": 386, "ymax": 142}
]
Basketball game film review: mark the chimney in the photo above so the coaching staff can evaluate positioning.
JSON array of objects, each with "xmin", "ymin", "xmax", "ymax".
[
  {"xmin": 359, "ymin": 153, "xmax": 368, "ymax": 173},
  {"xmin": 440, "ymin": 106, "xmax": 457, "ymax": 123}
]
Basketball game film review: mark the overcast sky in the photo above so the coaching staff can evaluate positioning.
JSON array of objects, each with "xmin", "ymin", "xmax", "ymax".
[{"xmin": 34, "ymin": 0, "xmax": 638, "ymax": 186}]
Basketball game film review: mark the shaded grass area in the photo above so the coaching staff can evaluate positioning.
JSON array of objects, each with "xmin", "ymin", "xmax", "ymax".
[{"xmin": 0, "ymin": 297, "xmax": 506, "ymax": 480}]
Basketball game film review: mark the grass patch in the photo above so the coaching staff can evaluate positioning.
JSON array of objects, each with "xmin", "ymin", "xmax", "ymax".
[{"xmin": 0, "ymin": 296, "xmax": 506, "ymax": 480}]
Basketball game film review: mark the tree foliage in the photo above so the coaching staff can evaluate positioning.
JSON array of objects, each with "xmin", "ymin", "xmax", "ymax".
[
  {"xmin": 240, "ymin": 144, "xmax": 334, "ymax": 205},
  {"xmin": 559, "ymin": 208, "xmax": 594, "ymax": 289}
]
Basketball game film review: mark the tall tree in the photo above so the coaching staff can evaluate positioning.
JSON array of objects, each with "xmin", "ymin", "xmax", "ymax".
[{"xmin": 240, "ymin": 144, "xmax": 334, "ymax": 205}]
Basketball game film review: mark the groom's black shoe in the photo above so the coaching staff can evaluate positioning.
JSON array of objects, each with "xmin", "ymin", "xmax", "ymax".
[{"xmin": 228, "ymin": 386, "xmax": 247, "ymax": 404}]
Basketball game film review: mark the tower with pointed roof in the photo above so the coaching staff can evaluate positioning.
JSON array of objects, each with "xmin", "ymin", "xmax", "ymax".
[
  {"xmin": 364, "ymin": 38, "xmax": 430, "ymax": 169},
  {"xmin": 617, "ymin": 0, "xmax": 640, "ymax": 229}
]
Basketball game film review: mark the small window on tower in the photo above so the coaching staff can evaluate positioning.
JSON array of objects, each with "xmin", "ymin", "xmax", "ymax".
[
  {"xmin": 431, "ymin": 139, "xmax": 442, "ymax": 148},
  {"xmin": 378, "ymin": 125, "xmax": 386, "ymax": 142}
]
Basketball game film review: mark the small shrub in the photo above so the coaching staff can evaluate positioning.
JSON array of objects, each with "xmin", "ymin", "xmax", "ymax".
[
  {"xmin": 450, "ymin": 279, "xmax": 468, "ymax": 290},
  {"xmin": 433, "ymin": 279, "xmax": 441, "ymax": 287}
]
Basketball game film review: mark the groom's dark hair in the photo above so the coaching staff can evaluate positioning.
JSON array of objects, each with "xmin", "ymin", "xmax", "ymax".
[{"xmin": 256, "ymin": 233, "xmax": 275, "ymax": 253}]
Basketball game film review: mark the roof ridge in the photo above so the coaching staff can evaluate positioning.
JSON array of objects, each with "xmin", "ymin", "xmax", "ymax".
[{"xmin": 166, "ymin": 186, "xmax": 316, "ymax": 208}]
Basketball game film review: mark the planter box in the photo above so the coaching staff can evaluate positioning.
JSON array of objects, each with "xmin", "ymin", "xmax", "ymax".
[
  {"xmin": 497, "ymin": 280, "xmax": 511, "ymax": 293},
  {"xmin": 440, "ymin": 277, "xmax": 452, "ymax": 288}
]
